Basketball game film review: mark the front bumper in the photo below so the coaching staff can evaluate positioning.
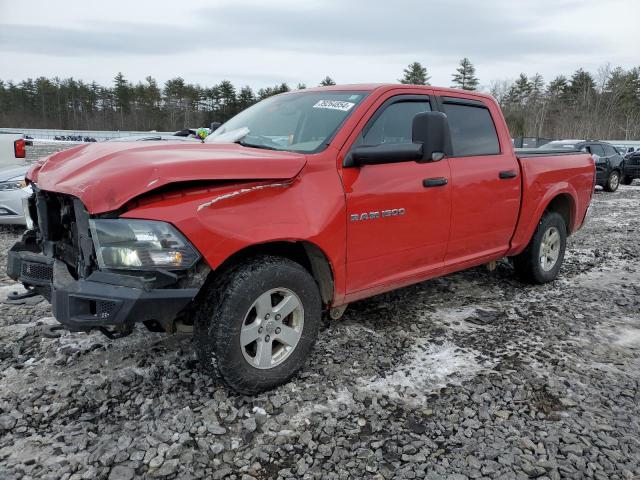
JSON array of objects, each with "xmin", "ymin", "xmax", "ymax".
[
  {"xmin": 0, "ymin": 187, "xmax": 30, "ymax": 225},
  {"xmin": 623, "ymin": 165, "xmax": 640, "ymax": 178},
  {"xmin": 7, "ymin": 249, "xmax": 199, "ymax": 331}
]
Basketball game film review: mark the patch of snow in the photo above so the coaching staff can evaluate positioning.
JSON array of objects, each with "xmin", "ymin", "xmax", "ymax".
[
  {"xmin": 362, "ymin": 341, "xmax": 486, "ymax": 404},
  {"xmin": 613, "ymin": 327, "xmax": 640, "ymax": 348},
  {"xmin": 286, "ymin": 388, "xmax": 353, "ymax": 427},
  {"xmin": 429, "ymin": 306, "xmax": 485, "ymax": 332},
  {"xmin": 0, "ymin": 284, "xmax": 28, "ymax": 303}
]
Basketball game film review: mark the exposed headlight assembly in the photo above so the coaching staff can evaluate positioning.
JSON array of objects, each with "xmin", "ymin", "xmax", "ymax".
[
  {"xmin": 0, "ymin": 176, "xmax": 27, "ymax": 191},
  {"xmin": 89, "ymin": 219, "xmax": 200, "ymax": 270}
]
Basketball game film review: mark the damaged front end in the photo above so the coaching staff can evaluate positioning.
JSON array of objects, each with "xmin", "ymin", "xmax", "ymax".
[{"xmin": 7, "ymin": 186, "xmax": 209, "ymax": 338}]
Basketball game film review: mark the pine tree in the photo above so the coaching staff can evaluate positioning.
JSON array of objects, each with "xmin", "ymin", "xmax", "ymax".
[
  {"xmin": 529, "ymin": 73, "xmax": 544, "ymax": 103},
  {"xmin": 547, "ymin": 76, "xmax": 568, "ymax": 98},
  {"xmin": 451, "ymin": 58, "xmax": 479, "ymax": 90},
  {"xmin": 319, "ymin": 76, "xmax": 336, "ymax": 86},
  {"xmin": 237, "ymin": 86, "xmax": 255, "ymax": 110},
  {"xmin": 399, "ymin": 62, "xmax": 430, "ymax": 85},
  {"xmin": 506, "ymin": 73, "xmax": 532, "ymax": 106},
  {"xmin": 257, "ymin": 83, "xmax": 290, "ymax": 100},
  {"xmin": 567, "ymin": 68, "xmax": 596, "ymax": 105},
  {"xmin": 113, "ymin": 72, "xmax": 132, "ymax": 129},
  {"xmin": 113, "ymin": 72, "xmax": 131, "ymax": 113},
  {"xmin": 217, "ymin": 80, "xmax": 237, "ymax": 121}
]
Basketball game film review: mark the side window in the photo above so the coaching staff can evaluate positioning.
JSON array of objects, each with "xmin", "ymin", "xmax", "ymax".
[
  {"xmin": 603, "ymin": 145, "xmax": 617, "ymax": 156},
  {"xmin": 442, "ymin": 102, "xmax": 500, "ymax": 156},
  {"xmin": 590, "ymin": 144, "xmax": 605, "ymax": 156},
  {"xmin": 360, "ymin": 101, "xmax": 431, "ymax": 146}
]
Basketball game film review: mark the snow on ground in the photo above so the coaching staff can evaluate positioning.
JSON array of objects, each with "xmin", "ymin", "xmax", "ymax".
[{"xmin": 363, "ymin": 341, "xmax": 487, "ymax": 404}]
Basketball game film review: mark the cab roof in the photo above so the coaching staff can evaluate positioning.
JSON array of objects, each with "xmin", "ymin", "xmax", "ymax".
[{"xmin": 293, "ymin": 84, "xmax": 497, "ymax": 102}]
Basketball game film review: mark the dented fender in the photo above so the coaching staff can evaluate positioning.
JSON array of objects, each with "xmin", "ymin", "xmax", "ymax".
[{"xmin": 120, "ymin": 159, "xmax": 349, "ymax": 304}]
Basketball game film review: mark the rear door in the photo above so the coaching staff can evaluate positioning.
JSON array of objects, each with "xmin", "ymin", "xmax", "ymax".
[
  {"xmin": 602, "ymin": 143, "xmax": 622, "ymax": 168},
  {"xmin": 588, "ymin": 143, "xmax": 607, "ymax": 180},
  {"xmin": 341, "ymin": 92, "xmax": 452, "ymax": 293},
  {"xmin": 438, "ymin": 96, "xmax": 521, "ymax": 266}
]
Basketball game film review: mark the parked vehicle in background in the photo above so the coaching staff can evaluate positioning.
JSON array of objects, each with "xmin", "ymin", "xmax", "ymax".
[
  {"xmin": 614, "ymin": 145, "xmax": 632, "ymax": 156},
  {"xmin": 0, "ymin": 165, "xmax": 30, "ymax": 225},
  {"xmin": 538, "ymin": 140, "xmax": 625, "ymax": 192},
  {"xmin": 0, "ymin": 132, "xmax": 26, "ymax": 165},
  {"xmin": 0, "ymin": 133, "xmax": 31, "ymax": 225},
  {"xmin": 512, "ymin": 137, "xmax": 552, "ymax": 149},
  {"xmin": 622, "ymin": 150, "xmax": 640, "ymax": 185},
  {"xmin": 604, "ymin": 140, "xmax": 640, "ymax": 157},
  {"xmin": 8, "ymin": 85, "xmax": 595, "ymax": 393}
]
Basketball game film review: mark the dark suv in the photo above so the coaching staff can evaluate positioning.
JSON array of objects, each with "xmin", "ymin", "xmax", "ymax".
[
  {"xmin": 622, "ymin": 151, "xmax": 640, "ymax": 185},
  {"xmin": 538, "ymin": 140, "xmax": 625, "ymax": 192}
]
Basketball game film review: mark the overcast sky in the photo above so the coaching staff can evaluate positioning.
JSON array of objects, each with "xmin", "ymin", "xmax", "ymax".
[{"xmin": 0, "ymin": 0, "xmax": 638, "ymax": 91}]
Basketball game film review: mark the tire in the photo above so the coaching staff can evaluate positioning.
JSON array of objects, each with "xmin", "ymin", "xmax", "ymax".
[
  {"xmin": 620, "ymin": 175, "xmax": 633, "ymax": 186},
  {"xmin": 603, "ymin": 170, "xmax": 620, "ymax": 192},
  {"xmin": 513, "ymin": 212, "xmax": 567, "ymax": 284},
  {"xmin": 194, "ymin": 255, "xmax": 322, "ymax": 394}
]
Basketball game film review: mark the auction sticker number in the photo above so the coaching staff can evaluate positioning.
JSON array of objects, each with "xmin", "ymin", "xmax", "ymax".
[{"xmin": 313, "ymin": 100, "xmax": 355, "ymax": 112}]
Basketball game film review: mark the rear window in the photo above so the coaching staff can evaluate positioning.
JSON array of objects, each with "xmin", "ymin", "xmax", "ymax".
[
  {"xmin": 589, "ymin": 144, "xmax": 605, "ymax": 156},
  {"xmin": 442, "ymin": 103, "xmax": 500, "ymax": 156}
]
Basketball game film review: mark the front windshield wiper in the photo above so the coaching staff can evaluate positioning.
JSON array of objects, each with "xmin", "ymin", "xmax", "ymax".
[{"xmin": 236, "ymin": 140, "xmax": 282, "ymax": 151}]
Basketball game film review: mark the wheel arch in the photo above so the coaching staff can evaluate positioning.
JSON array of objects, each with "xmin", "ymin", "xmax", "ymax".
[
  {"xmin": 508, "ymin": 186, "xmax": 579, "ymax": 257},
  {"xmin": 544, "ymin": 193, "xmax": 575, "ymax": 234},
  {"xmin": 211, "ymin": 240, "xmax": 335, "ymax": 307}
]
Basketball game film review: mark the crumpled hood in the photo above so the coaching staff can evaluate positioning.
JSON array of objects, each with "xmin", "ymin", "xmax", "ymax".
[{"xmin": 27, "ymin": 142, "xmax": 307, "ymax": 214}]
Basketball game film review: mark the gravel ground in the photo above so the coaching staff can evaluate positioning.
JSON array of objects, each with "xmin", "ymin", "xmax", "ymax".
[{"xmin": 0, "ymin": 144, "xmax": 639, "ymax": 479}]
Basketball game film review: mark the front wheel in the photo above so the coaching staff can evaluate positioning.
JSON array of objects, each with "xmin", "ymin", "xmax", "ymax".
[
  {"xmin": 194, "ymin": 256, "xmax": 322, "ymax": 394},
  {"xmin": 512, "ymin": 212, "xmax": 567, "ymax": 284},
  {"xmin": 604, "ymin": 170, "xmax": 620, "ymax": 192}
]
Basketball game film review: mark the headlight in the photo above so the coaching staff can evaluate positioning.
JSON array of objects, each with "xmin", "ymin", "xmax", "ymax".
[
  {"xmin": 89, "ymin": 219, "xmax": 200, "ymax": 270},
  {"xmin": 0, "ymin": 176, "xmax": 27, "ymax": 191}
]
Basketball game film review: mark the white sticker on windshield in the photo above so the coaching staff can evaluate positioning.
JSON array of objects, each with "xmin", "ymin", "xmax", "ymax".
[{"xmin": 313, "ymin": 100, "xmax": 356, "ymax": 112}]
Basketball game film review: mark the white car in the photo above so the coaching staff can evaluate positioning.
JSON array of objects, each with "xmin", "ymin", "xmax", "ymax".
[
  {"xmin": 0, "ymin": 133, "xmax": 30, "ymax": 225},
  {"xmin": 0, "ymin": 164, "xmax": 31, "ymax": 225}
]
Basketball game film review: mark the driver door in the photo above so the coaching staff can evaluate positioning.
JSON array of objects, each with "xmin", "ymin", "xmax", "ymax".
[{"xmin": 340, "ymin": 92, "xmax": 452, "ymax": 296}]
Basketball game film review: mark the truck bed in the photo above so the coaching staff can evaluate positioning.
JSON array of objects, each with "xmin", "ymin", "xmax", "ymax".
[
  {"xmin": 508, "ymin": 151, "xmax": 595, "ymax": 255},
  {"xmin": 515, "ymin": 149, "xmax": 585, "ymax": 157}
]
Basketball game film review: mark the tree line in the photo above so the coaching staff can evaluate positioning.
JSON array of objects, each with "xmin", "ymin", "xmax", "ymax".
[
  {"xmin": 1, "ymin": 60, "xmax": 639, "ymax": 140},
  {"xmin": 400, "ymin": 59, "xmax": 640, "ymax": 140}
]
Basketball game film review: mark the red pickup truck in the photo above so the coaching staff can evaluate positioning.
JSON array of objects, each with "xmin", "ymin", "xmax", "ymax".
[{"xmin": 8, "ymin": 85, "xmax": 595, "ymax": 393}]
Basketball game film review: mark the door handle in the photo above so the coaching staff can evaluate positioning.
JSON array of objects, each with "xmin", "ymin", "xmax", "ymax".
[
  {"xmin": 423, "ymin": 177, "xmax": 448, "ymax": 188},
  {"xmin": 499, "ymin": 170, "xmax": 518, "ymax": 179}
]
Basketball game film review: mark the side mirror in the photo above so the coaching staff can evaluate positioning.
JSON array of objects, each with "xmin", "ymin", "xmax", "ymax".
[
  {"xmin": 412, "ymin": 112, "xmax": 452, "ymax": 162},
  {"xmin": 345, "ymin": 143, "xmax": 423, "ymax": 167}
]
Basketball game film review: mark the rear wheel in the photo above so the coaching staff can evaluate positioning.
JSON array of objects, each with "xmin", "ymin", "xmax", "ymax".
[
  {"xmin": 194, "ymin": 256, "xmax": 322, "ymax": 394},
  {"xmin": 513, "ymin": 212, "xmax": 567, "ymax": 284},
  {"xmin": 620, "ymin": 175, "xmax": 633, "ymax": 186},
  {"xmin": 604, "ymin": 170, "xmax": 620, "ymax": 192}
]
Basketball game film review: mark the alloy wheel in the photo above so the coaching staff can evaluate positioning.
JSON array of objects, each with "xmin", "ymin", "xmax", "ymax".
[
  {"xmin": 539, "ymin": 226, "xmax": 561, "ymax": 272},
  {"xmin": 240, "ymin": 288, "xmax": 304, "ymax": 369}
]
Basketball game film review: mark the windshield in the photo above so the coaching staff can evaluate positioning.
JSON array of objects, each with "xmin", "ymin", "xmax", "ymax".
[
  {"xmin": 207, "ymin": 91, "xmax": 368, "ymax": 153},
  {"xmin": 538, "ymin": 141, "xmax": 580, "ymax": 150}
]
